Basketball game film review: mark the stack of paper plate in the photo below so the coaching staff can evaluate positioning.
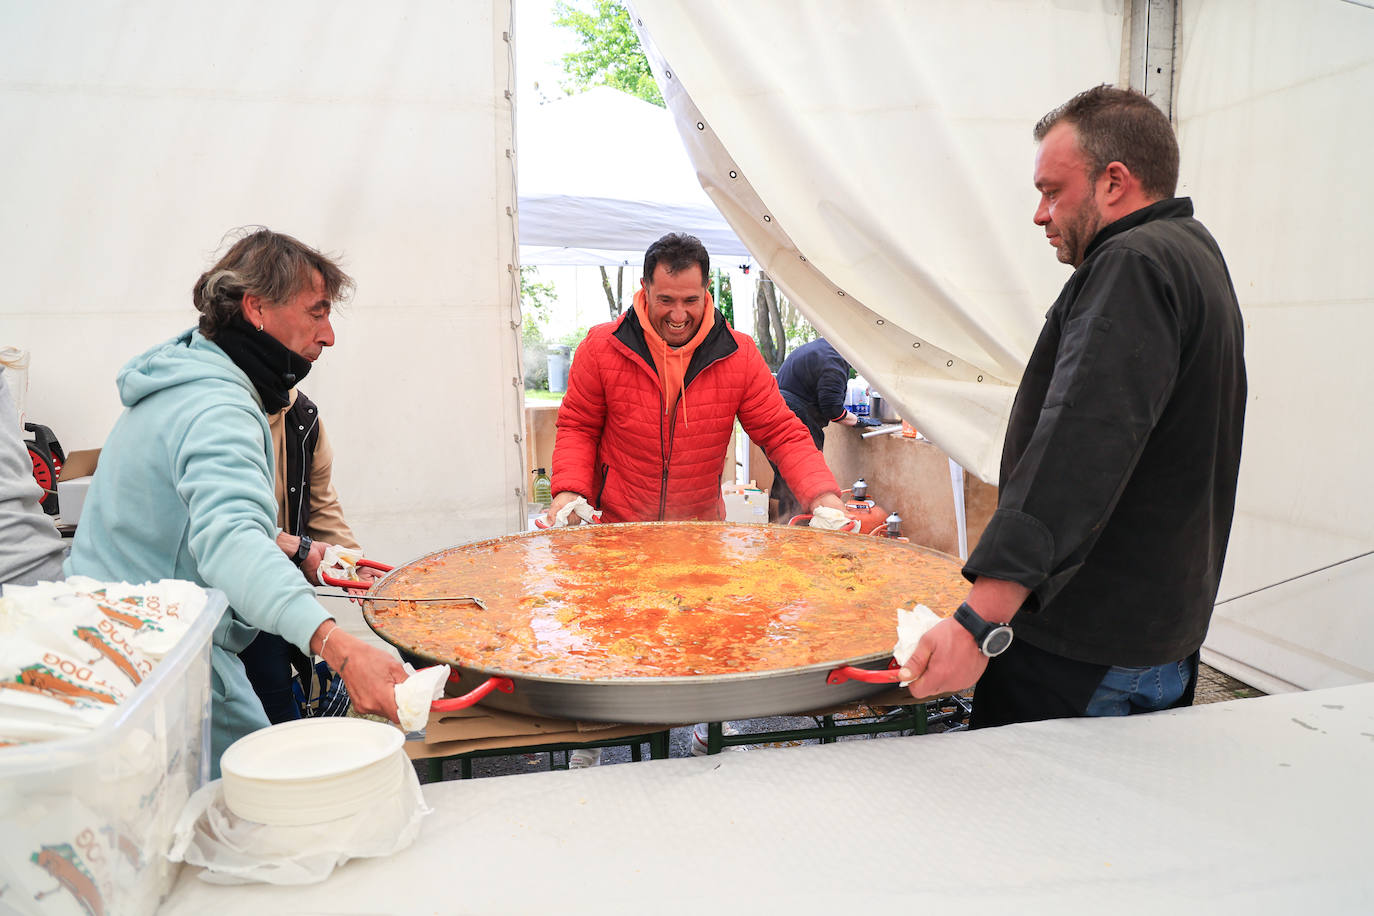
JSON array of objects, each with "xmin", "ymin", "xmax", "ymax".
[{"xmin": 220, "ymin": 718, "xmax": 406, "ymax": 826}]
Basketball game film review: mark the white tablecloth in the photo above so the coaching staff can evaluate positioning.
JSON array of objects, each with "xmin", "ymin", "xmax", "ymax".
[{"xmin": 159, "ymin": 683, "xmax": 1374, "ymax": 913}]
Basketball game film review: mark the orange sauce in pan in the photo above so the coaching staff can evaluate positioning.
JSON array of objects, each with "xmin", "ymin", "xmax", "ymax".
[{"xmin": 364, "ymin": 523, "xmax": 966, "ymax": 680}]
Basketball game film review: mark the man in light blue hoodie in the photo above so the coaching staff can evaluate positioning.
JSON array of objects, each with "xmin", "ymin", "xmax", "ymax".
[{"xmin": 67, "ymin": 228, "xmax": 406, "ymax": 776}]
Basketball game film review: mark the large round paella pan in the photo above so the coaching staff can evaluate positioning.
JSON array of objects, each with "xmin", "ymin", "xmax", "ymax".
[{"xmin": 362, "ymin": 522, "xmax": 967, "ymax": 723}]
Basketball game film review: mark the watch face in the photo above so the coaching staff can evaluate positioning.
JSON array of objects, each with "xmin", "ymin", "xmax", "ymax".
[{"xmin": 984, "ymin": 627, "xmax": 1014, "ymax": 657}]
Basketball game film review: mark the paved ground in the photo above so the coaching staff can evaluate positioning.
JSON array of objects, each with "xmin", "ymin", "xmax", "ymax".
[
  {"xmin": 413, "ymin": 663, "xmax": 1265, "ymax": 783},
  {"xmin": 1194, "ymin": 662, "xmax": 1266, "ymax": 704}
]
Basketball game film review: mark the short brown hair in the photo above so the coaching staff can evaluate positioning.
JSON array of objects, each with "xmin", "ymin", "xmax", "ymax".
[
  {"xmin": 643, "ymin": 232, "xmax": 710, "ymax": 285},
  {"xmin": 192, "ymin": 228, "xmax": 353, "ymax": 338},
  {"xmin": 1034, "ymin": 85, "xmax": 1179, "ymax": 200}
]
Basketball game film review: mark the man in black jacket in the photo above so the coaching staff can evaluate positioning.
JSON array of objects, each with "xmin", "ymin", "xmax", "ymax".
[
  {"xmin": 901, "ymin": 85, "xmax": 1247, "ymax": 727},
  {"xmin": 768, "ymin": 338, "xmax": 860, "ymax": 521}
]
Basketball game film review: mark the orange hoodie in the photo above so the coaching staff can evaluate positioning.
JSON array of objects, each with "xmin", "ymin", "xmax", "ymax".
[{"xmin": 631, "ymin": 286, "xmax": 715, "ymax": 423}]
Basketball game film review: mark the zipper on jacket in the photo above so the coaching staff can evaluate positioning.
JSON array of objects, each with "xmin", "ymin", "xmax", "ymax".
[
  {"xmin": 658, "ymin": 401, "xmax": 675, "ymax": 520},
  {"xmin": 595, "ymin": 461, "xmax": 610, "ymax": 509},
  {"xmin": 291, "ymin": 407, "xmax": 319, "ymax": 536},
  {"xmin": 655, "ymin": 347, "xmax": 733, "ymax": 521}
]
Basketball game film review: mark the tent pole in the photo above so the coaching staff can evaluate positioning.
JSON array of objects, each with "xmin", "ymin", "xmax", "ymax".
[{"xmin": 1128, "ymin": 0, "xmax": 1177, "ymax": 118}]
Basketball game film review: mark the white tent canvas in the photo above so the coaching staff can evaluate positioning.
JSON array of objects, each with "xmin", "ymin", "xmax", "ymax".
[
  {"xmin": 0, "ymin": 0, "xmax": 524, "ymax": 564},
  {"xmin": 629, "ymin": 0, "xmax": 1374, "ymax": 691}
]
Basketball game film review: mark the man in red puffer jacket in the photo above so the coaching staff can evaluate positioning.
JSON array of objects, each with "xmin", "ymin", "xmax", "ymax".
[{"xmin": 546, "ymin": 233, "xmax": 846, "ymax": 526}]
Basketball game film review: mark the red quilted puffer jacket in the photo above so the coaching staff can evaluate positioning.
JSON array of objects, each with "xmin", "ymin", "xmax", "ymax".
[{"xmin": 552, "ymin": 308, "xmax": 839, "ymax": 522}]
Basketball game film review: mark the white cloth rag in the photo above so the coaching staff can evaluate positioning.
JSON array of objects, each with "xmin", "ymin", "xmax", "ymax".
[
  {"xmin": 317, "ymin": 544, "xmax": 365, "ymax": 586},
  {"xmin": 892, "ymin": 604, "xmax": 943, "ymax": 687},
  {"xmin": 549, "ymin": 495, "xmax": 602, "ymax": 527},
  {"xmin": 807, "ymin": 505, "xmax": 855, "ymax": 531},
  {"xmin": 394, "ymin": 663, "xmax": 450, "ymax": 733}
]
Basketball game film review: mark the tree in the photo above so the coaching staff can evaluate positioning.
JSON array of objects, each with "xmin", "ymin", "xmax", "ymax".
[
  {"xmin": 713, "ymin": 270, "xmax": 734, "ymax": 327},
  {"xmin": 601, "ymin": 264, "xmax": 626, "ymax": 318},
  {"xmin": 520, "ymin": 267, "xmax": 559, "ymax": 389},
  {"xmin": 753, "ymin": 272, "xmax": 787, "ymax": 369},
  {"xmin": 555, "ymin": 0, "xmax": 658, "ymax": 319},
  {"xmin": 553, "ymin": 0, "xmax": 663, "ymax": 106},
  {"xmin": 553, "ymin": 2, "xmax": 759, "ymax": 338}
]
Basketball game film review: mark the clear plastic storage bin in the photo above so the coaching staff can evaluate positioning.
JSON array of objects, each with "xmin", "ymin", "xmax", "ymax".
[{"xmin": 0, "ymin": 588, "xmax": 222, "ymax": 916}]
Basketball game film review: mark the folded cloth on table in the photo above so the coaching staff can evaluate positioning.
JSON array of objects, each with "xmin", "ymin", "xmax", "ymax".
[
  {"xmin": 807, "ymin": 505, "xmax": 854, "ymax": 531},
  {"xmin": 892, "ymin": 604, "xmax": 943, "ymax": 687},
  {"xmin": 394, "ymin": 663, "xmax": 450, "ymax": 733},
  {"xmin": 545, "ymin": 496, "xmax": 601, "ymax": 528}
]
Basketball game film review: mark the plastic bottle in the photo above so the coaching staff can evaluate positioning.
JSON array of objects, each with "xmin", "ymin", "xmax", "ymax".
[
  {"xmin": 532, "ymin": 467, "xmax": 552, "ymax": 509},
  {"xmin": 845, "ymin": 377, "xmax": 871, "ymax": 416}
]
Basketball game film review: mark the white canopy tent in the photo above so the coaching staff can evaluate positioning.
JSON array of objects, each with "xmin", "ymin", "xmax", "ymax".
[
  {"xmin": 628, "ymin": 0, "xmax": 1374, "ymax": 692},
  {"xmin": 517, "ymin": 86, "xmax": 751, "ymax": 267}
]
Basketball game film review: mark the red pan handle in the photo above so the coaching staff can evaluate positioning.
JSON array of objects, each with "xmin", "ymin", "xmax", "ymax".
[
  {"xmin": 319, "ymin": 558, "xmax": 394, "ymax": 590},
  {"xmin": 827, "ymin": 660, "xmax": 905, "ymax": 685},
  {"xmin": 430, "ymin": 675, "xmax": 516, "ymax": 711},
  {"xmin": 533, "ymin": 513, "xmax": 601, "ymax": 529}
]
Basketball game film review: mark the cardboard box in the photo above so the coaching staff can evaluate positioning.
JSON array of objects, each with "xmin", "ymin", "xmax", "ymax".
[
  {"xmin": 56, "ymin": 448, "xmax": 100, "ymax": 525},
  {"xmin": 405, "ymin": 705, "xmax": 681, "ymax": 761},
  {"xmin": 0, "ymin": 589, "xmax": 221, "ymax": 916},
  {"xmin": 58, "ymin": 448, "xmax": 100, "ymax": 481}
]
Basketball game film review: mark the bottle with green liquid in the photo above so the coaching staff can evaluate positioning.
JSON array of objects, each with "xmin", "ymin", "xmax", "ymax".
[{"xmin": 532, "ymin": 467, "xmax": 552, "ymax": 509}]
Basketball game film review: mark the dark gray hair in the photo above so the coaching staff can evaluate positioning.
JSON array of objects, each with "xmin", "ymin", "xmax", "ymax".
[
  {"xmin": 643, "ymin": 232, "xmax": 710, "ymax": 285},
  {"xmin": 192, "ymin": 228, "xmax": 353, "ymax": 338},
  {"xmin": 1034, "ymin": 85, "xmax": 1179, "ymax": 201}
]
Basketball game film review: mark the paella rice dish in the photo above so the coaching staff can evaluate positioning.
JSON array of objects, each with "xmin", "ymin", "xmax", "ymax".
[{"xmin": 364, "ymin": 522, "xmax": 966, "ymax": 680}]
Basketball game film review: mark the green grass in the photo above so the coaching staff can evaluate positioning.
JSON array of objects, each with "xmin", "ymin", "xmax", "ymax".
[{"xmin": 524, "ymin": 389, "xmax": 565, "ymax": 402}]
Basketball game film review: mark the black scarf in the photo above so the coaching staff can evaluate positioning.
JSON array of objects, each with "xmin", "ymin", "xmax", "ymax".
[{"xmin": 212, "ymin": 313, "xmax": 312, "ymax": 413}]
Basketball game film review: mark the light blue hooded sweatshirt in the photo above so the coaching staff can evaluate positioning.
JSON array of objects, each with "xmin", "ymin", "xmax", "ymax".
[{"xmin": 66, "ymin": 329, "xmax": 329, "ymax": 776}]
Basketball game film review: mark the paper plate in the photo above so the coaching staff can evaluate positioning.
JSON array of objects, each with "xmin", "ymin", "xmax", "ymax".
[{"xmin": 221, "ymin": 718, "xmax": 406, "ymax": 826}]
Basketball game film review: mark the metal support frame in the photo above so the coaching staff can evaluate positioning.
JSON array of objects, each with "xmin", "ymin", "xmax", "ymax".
[
  {"xmin": 698, "ymin": 700, "xmax": 933, "ymax": 754},
  {"xmin": 419, "ymin": 695, "xmax": 972, "ymax": 779},
  {"xmin": 1128, "ymin": 0, "xmax": 1178, "ymax": 118},
  {"xmin": 423, "ymin": 729, "xmax": 673, "ymax": 781}
]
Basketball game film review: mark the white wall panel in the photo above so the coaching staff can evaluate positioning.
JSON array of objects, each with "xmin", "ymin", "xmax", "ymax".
[
  {"xmin": 1178, "ymin": 0, "xmax": 1374, "ymax": 687},
  {"xmin": 0, "ymin": 0, "xmax": 523, "ymax": 563}
]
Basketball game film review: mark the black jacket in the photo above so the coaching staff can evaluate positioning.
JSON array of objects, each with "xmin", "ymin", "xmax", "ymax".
[
  {"xmin": 965, "ymin": 198, "xmax": 1247, "ymax": 666},
  {"xmin": 282, "ymin": 391, "xmax": 321, "ymax": 537},
  {"xmin": 775, "ymin": 338, "xmax": 850, "ymax": 440}
]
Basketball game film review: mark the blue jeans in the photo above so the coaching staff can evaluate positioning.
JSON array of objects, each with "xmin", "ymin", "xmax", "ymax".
[{"xmin": 1084, "ymin": 656, "xmax": 1197, "ymax": 716}]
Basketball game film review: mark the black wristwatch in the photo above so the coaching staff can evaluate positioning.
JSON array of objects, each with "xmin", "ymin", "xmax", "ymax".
[
  {"xmin": 954, "ymin": 602, "xmax": 1014, "ymax": 657},
  {"xmin": 291, "ymin": 535, "xmax": 313, "ymax": 567}
]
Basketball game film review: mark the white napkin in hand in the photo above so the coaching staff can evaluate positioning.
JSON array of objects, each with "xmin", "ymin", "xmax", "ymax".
[
  {"xmin": 553, "ymin": 496, "xmax": 601, "ymax": 527},
  {"xmin": 892, "ymin": 604, "xmax": 943, "ymax": 686},
  {"xmin": 808, "ymin": 505, "xmax": 853, "ymax": 530},
  {"xmin": 318, "ymin": 544, "xmax": 365, "ymax": 585},
  {"xmin": 395, "ymin": 663, "xmax": 450, "ymax": 733}
]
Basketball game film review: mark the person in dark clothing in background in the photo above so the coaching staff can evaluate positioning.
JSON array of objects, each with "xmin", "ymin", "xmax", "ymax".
[
  {"xmin": 768, "ymin": 338, "xmax": 860, "ymax": 521},
  {"xmin": 899, "ymin": 85, "xmax": 1246, "ymax": 727}
]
